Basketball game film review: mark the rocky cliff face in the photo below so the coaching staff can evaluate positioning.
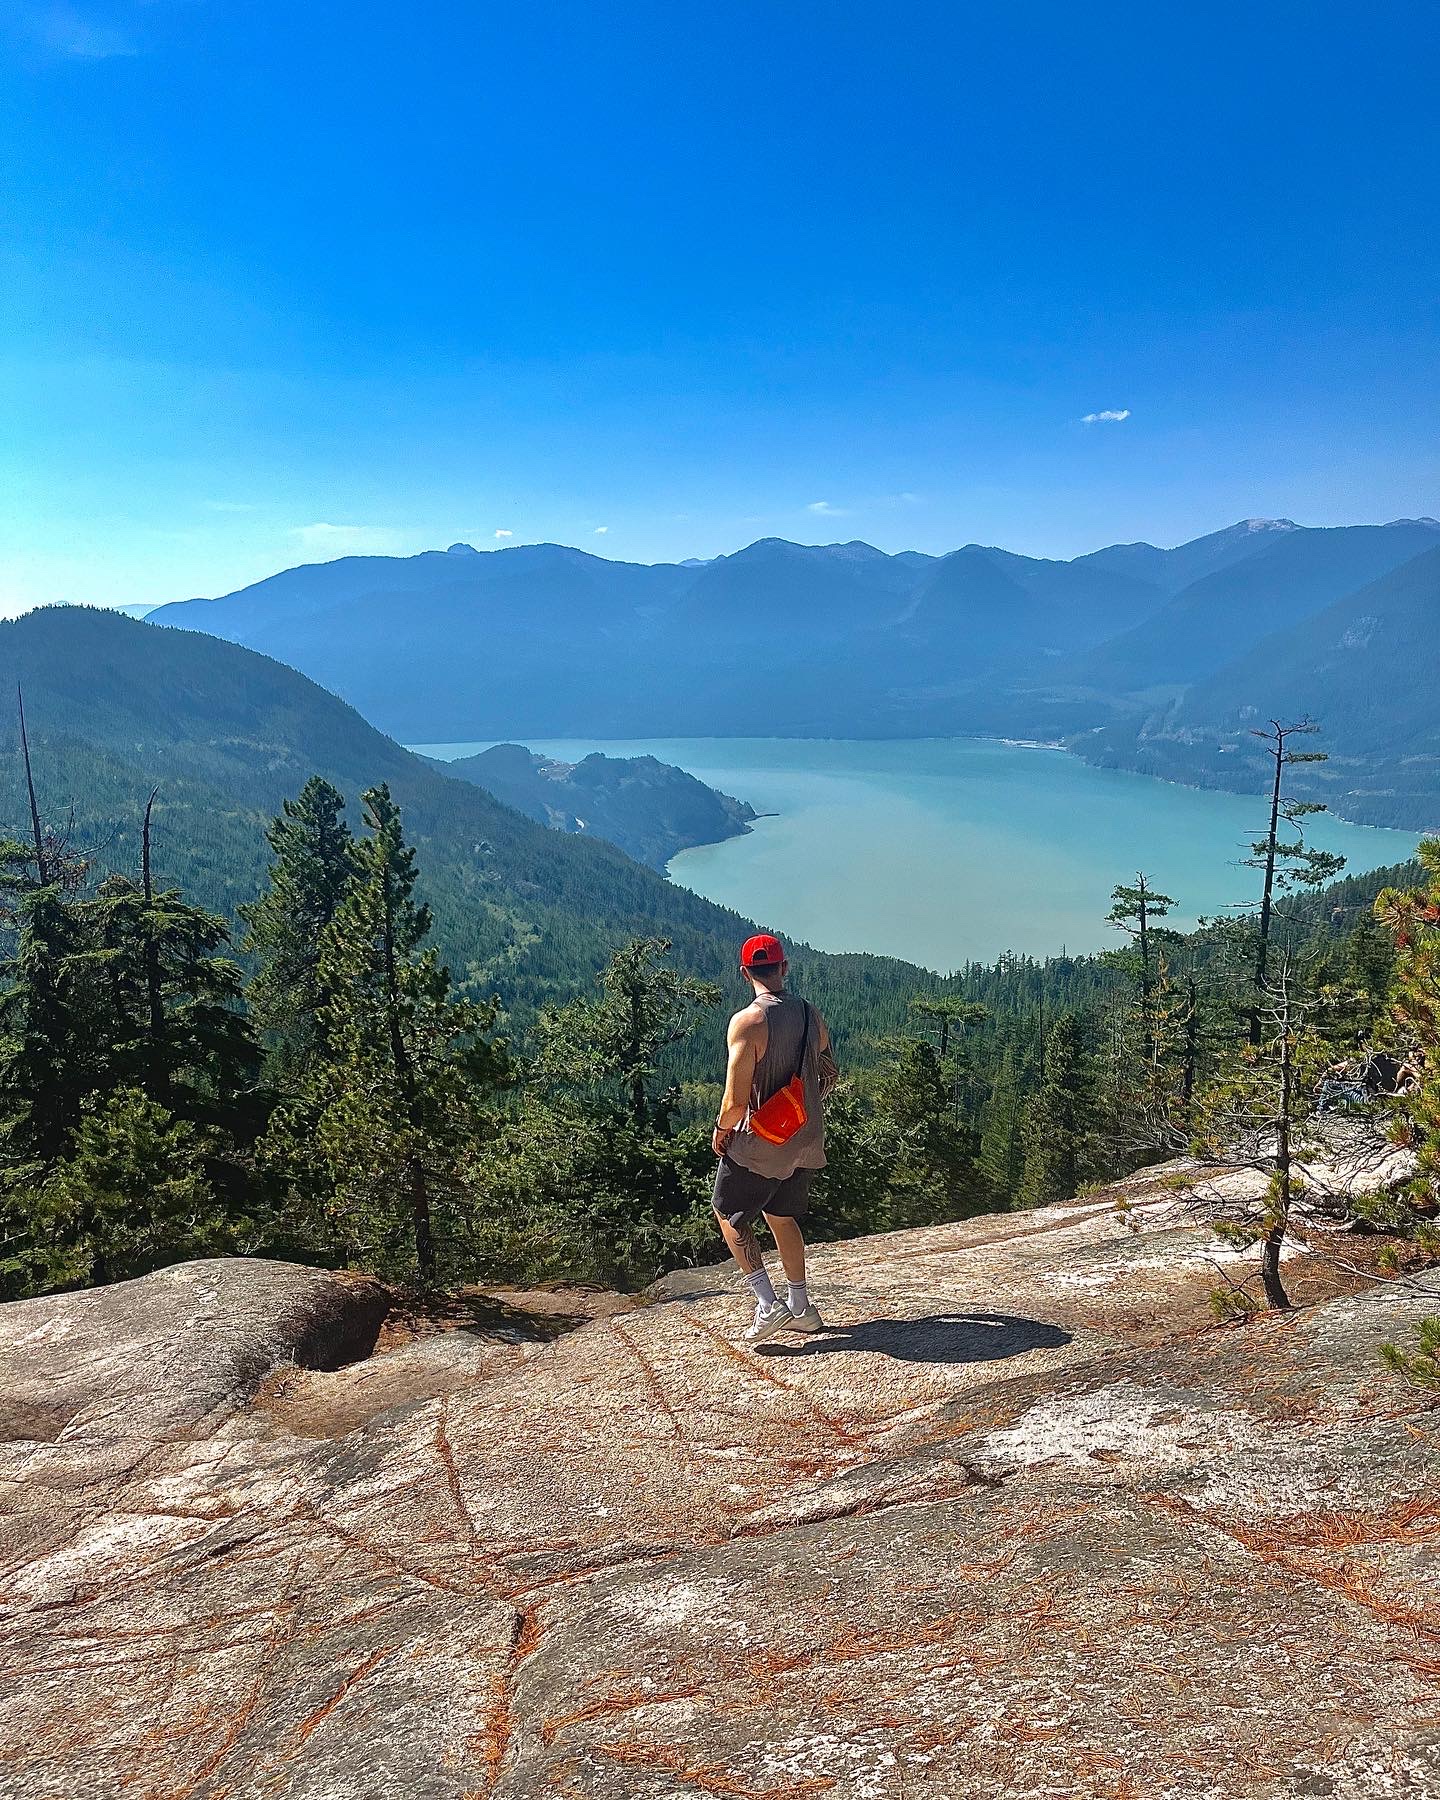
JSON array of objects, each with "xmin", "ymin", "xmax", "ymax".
[{"xmin": 3, "ymin": 1172, "xmax": 1439, "ymax": 1798}]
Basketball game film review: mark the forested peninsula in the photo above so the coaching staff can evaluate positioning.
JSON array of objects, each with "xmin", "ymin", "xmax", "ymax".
[{"xmin": 439, "ymin": 742, "xmax": 757, "ymax": 869}]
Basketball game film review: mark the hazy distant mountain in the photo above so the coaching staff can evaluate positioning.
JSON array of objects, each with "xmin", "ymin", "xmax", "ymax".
[
  {"xmin": 154, "ymin": 537, "xmax": 928, "ymax": 738},
  {"xmin": 1077, "ymin": 544, "xmax": 1440, "ymax": 828},
  {"xmin": 674, "ymin": 537, "xmax": 930, "ymax": 638},
  {"xmin": 157, "ymin": 541, "xmax": 692, "ymax": 652},
  {"xmin": 442, "ymin": 743, "xmax": 757, "ymax": 869},
  {"xmin": 156, "ymin": 542, "xmax": 703, "ymax": 738},
  {"xmin": 145, "ymin": 519, "xmax": 1440, "ymax": 825},
  {"xmin": 1075, "ymin": 518, "xmax": 1301, "ymax": 594},
  {"xmin": 900, "ymin": 543, "xmax": 1166, "ymax": 667},
  {"xmin": 149, "ymin": 530, "xmax": 1172, "ymax": 738},
  {"xmin": 1065, "ymin": 520, "xmax": 1440, "ymax": 695}
]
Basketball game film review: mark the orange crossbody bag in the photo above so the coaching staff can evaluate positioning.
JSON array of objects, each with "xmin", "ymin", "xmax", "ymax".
[{"xmin": 747, "ymin": 1002, "xmax": 811, "ymax": 1145}]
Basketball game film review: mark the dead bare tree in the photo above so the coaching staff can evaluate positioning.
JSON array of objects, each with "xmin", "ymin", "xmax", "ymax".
[
  {"xmin": 139, "ymin": 788, "xmax": 168, "ymax": 1101},
  {"xmin": 17, "ymin": 684, "xmax": 48, "ymax": 886},
  {"xmin": 5, "ymin": 690, "xmax": 92, "ymax": 921}
]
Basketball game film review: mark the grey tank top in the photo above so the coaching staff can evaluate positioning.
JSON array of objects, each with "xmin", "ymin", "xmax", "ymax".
[{"xmin": 728, "ymin": 990, "xmax": 827, "ymax": 1178}]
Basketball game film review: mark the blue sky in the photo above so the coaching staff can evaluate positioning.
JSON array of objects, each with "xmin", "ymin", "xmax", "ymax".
[{"xmin": 2, "ymin": 0, "xmax": 1438, "ymax": 613}]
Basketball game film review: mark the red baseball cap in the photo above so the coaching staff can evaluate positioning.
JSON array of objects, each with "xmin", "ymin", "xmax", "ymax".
[{"xmin": 740, "ymin": 932, "xmax": 786, "ymax": 970}]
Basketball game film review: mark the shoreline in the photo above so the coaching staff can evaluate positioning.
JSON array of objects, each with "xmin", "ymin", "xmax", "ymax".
[
  {"xmin": 1058, "ymin": 741, "xmax": 1432, "ymax": 839},
  {"xmin": 413, "ymin": 733, "xmax": 1430, "ymax": 846},
  {"xmin": 651, "ymin": 739, "xmax": 1414, "ymax": 968}
]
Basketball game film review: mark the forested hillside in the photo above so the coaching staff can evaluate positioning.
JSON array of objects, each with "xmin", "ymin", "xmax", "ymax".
[
  {"xmin": 1066, "ymin": 520, "xmax": 1440, "ymax": 692},
  {"xmin": 1076, "ymin": 546, "xmax": 1440, "ymax": 829},
  {"xmin": 0, "ymin": 608, "xmax": 930, "ymax": 1041}
]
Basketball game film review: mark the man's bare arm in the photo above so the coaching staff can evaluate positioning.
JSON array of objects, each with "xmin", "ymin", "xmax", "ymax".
[
  {"xmin": 817, "ymin": 1010, "xmax": 839, "ymax": 1097},
  {"xmin": 713, "ymin": 1006, "xmax": 763, "ymax": 1156}
]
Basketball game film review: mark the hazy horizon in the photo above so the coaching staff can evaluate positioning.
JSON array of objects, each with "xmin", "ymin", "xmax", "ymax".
[{"xmin": 10, "ymin": 510, "xmax": 1440, "ymax": 622}]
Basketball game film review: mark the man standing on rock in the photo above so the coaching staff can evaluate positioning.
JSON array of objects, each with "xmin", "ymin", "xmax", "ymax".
[{"xmin": 712, "ymin": 933, "xmax": 837, "ymax": 1344}]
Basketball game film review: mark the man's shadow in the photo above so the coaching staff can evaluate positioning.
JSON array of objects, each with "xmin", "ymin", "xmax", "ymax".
[{"xmin": 758, "ymin": 1312, "xmax": 1071, "ymax": 1364}]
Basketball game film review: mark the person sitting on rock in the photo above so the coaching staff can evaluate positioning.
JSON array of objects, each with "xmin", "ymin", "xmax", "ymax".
[{"xmin": 711, "ymin": 933, "xmax": 837, "ymax": 1344}]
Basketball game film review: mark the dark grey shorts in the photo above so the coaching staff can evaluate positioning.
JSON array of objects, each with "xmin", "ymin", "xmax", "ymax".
[{"xmin": 711, "ymin": 1157, "xmax": 815, "ymax": 1232}]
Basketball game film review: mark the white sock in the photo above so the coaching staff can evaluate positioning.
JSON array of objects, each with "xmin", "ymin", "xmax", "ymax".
[
  {"xmin": 787, "ymin": 1281, "xmax": 808, "ymax": 1315},
  {"xmin": 745, "ymin": 1269, "xmax": 777, "ymax": 1310}
]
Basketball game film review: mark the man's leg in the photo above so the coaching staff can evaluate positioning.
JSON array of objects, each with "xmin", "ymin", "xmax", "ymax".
[
  {"xmin": 717, "ymin": 1213, "xmax": 768, "ymax": 1281},
  {"xmin": 762, "ymin": 1168, "xmax": 816, "ymax": 1320},
  {"xmin": 713, "ymin": 1160, "xmax": 780, "ymax": 1313},
  {"xmin": 762, "ymin": 1212, "xmax": 806, "ymax": 1286}
]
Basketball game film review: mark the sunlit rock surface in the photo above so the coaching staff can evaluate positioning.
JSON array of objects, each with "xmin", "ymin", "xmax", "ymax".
[{"xmin": 3, "ymin": 1172, "xmax": 1439, "ymax": 1798}]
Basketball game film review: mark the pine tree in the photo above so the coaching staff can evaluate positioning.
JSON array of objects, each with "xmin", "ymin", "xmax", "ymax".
[
  {"xmin": 1105, "ymin": 873, "xmax": 1177, "ymax": 1067},
  {"xmin": 0, "ymin": 795, "xmax": 261, "ymax": 1289},
  {"xmin": 240, "ymin": 778, "xmax": 355, "ymax": 1088},
  {"xmin": 1189, "ymin": 964, "xmax": 1333, "ymax": 1312},
  {"xmin": 86, "ymin": 872, "xmax": 260, "ymax": 1145},
  {"xmin": 0, "ymin": 730, "xmax": 104, "ymax": 1169},
  {"xmin": 978, "ymin": 1042, "xmax": 1028, "ymax": 1206},
  {"xmin": 277, "ymin": 785, "xmax": 507, "ymax": 1282},
  {"xmin": 1339, "ymin": 913, "xmax": 1397, "ymax": 1033},
  {"xmin": 1019, "ymin": 1012, "xmax": 1095, "ymax": 1207},
  {"xmin": 867, "ymin": 1032, "xmax": 983, "ymax": 1228},
  {"xmin": 907, "ymin": 995, "xmax": 987, "ymax": 1063},
  {"xmin": 33, "ymin": 1088, "xmax": 221, "ymax": 1288},
  {"xmin": 483, "ymin": 937, "xmax": 721, "ymax": 1284},
  {"xmin": 1376, "ymin": 840, "xmax": 1440, "ymax": 1230},
  {"xmin": 1243, "ymin": 719, "xmax": 1345, "ymax": 1043},
  {"xmin": 0, "ymin": 880, "xmax": 106, "ymax": 1170},
  {"xmin": 535, "ymin": 935, "xmax": 721, "ymax": 1132},
  {"xmin": 813, "ymin": 1083, "xmax": 896, "ymax": 1239},
  {"xmin": 907, "ymin": 993, "xmax": 987, "ymax": 1141}
]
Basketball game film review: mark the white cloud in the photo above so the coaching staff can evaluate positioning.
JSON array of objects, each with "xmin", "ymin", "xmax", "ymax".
[
  {"xmin": 205, "ymin": 500, "xmax": 258, "ymax": 514},
  {"xmin": 1080, "ymin": 408, "xmax": 1132, "ymax": 425},
  {"xmin": 494, "ymin": 528, "xmax": 513, "ymax": 540},
  {"xmin": 593, "ymin": 525, "xmax": 609, "ymax": 534},
  {"xmin": 16, "ymin": 4, "xmax": 137, "ymax": 59},
  {"xmin": 291, "ymin": 523, "xmax": 399, "ymax": 556},
  {"xmin": 806, "ymin": 500, "xmax": 846, "ymax": 516}
]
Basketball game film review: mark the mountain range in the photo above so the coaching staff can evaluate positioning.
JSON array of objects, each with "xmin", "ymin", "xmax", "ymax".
[
  {"xmin": 150, "ymin": 514, "xmax": 1440, "ymax": 827},
  {"xmin": 1077, "ymin": 544, "xmax": 1440, "ymax": 826}
]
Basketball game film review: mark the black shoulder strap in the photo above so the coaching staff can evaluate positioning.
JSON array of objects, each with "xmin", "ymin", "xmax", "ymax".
[{"xmin": 794, "ymin": 1000, "xmax": 811, "ymax": 1080}]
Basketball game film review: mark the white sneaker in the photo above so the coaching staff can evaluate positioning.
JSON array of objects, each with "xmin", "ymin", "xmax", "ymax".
[
  {"xmin": 743, "ymin": 1302, "xmax": 794, "ymax": 1345},
  {"xmin": 784, "ymin": 1303, "xmax": 825, "ymax": 1334}
]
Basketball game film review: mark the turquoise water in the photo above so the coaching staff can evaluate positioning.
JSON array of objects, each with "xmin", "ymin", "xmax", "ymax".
[{"xmin": 417, "ymin": 737, "xmax": 1419, "ymax": 972}]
